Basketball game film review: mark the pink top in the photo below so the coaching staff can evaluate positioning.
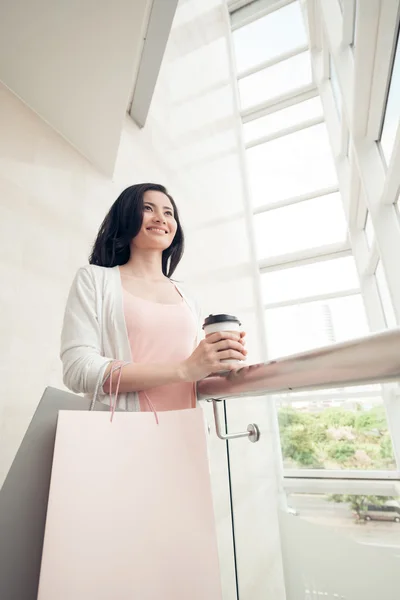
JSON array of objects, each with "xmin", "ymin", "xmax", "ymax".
[{"xmin": 122, "ymin": 288, "xmax": 197, "ymax": 412}]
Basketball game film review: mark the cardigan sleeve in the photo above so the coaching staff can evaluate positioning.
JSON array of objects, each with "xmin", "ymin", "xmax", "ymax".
[{"xmin": 60, "ymin": 266, "xmax": 113, "ymax": 395}]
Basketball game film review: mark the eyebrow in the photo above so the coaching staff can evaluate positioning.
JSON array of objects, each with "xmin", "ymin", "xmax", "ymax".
[{"xmin": 144, "ymin": 202, "xmax": 174, "ymax": 211}]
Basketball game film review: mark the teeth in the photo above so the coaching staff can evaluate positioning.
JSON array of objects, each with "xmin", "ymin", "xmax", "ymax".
[{"xmin": 148, "ymin": 228, "xmax": 166, "ymax": 233}]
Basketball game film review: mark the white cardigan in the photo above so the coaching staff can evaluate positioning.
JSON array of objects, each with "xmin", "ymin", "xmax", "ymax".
[{"xmin": 60, "ymin": 265, "xmax": 203, "ymax": 411}]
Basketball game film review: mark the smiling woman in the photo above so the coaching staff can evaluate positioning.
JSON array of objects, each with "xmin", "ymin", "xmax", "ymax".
[
  {"xmin": 89, "ymin": 183, "xmax": 184, "ymax": 277},
  {"xmin": 60, "ymin": 183, "xmax": 247, "ymax": 413}
]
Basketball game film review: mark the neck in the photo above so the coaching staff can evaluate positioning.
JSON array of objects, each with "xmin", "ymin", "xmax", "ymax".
[{"xmin": 124, "ymin": 248, "xmax": 166, "ymax": 280}]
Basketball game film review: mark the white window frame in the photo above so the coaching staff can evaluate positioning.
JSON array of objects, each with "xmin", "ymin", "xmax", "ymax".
[
  {"xmin": 229, "ymin": 0, "xmax": 296, "ymax": 30},
  {"xmin": 227, "ymin": 0, "xmax": 400, "ymax": 483},
  {"xmin": 299, "ymin": 0, "xmax": 400, "ymax": 480},
  {"xmin": 237, "ymin": 45, "xmax": 313, "ymax": 116},
  {"xmin": 283, "ymin": 475, "xmax": 400, "ymax": 497},
  {"xmin": 342, "ymin": 0, "xmax": 357, "ymax": 48}
]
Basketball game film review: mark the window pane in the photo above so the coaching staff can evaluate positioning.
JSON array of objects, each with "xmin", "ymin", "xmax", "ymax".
[
  {"xmin": 380, "ymin": 32, "xmax": 400, "ymax": 165},
  {"xmin": 279, "ymin": 384, "xmax": 381, "ymax": 403},
  {"xmin": 265, "ymin": 294, "xmax": 368, "ymax": 357},
  {"xmin": 279, "ymin": 396, "xmax": 396, "ymax": 471},
  {"xmin": 243, "ymin": 96, "xmax": 323, "ymax": 144},
  {"xmin": 232, "ymin": 1, "xmax": 307, "ymax": 73},
  {"xmin": 247, "ymin": 123, "xmax": 338, "ymax": 208},
  {"xmin": 287, "ymin": 494, "xmax": 400, "ymax": 540},
  {"xmin": 238, "ymin": 51, "xmax": 312, "ymax": 111},
  {"xmin": 364, "ymin": 212, "xmax": 374, "ymax": 248},
  {"xmin": 254, "ymin": 193, "xmax": 347, "ymax": 259},
  {"xmin": 261, "ymin": 256, "xmax": 359, "ymax": 304},
  {"xmin": 375, "ymin": 259, "xmax": 397, "ymax": 328}
]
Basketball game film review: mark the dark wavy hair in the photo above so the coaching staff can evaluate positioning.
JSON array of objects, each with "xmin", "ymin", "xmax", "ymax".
[{"xmin": 89, "ymin": 183, "xmax": 184, "ymax": 278}]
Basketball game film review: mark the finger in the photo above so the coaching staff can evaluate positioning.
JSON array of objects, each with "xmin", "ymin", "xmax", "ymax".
[
  {"xmin": 217, "ymin": 350, "xmax": 246, "ymax": 362},
  {"xmin": 205, "ymin": 331, "xmax": 241, "ymax": 344},
  {"xmin": 213, "ymin": 339, "xmax": 247, "ymax": 354}
]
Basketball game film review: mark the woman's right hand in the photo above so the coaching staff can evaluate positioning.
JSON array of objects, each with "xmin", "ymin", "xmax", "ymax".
[{"xmin": 179, "ymin": 332, "xmax": 247, "ymax": 382}]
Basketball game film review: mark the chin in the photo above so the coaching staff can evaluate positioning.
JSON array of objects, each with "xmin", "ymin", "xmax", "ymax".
[
  {"xmin": 134, "ymin": 232, "xmax": 172, "ymax": 250},
  {"xmin": 143, "ymin": 240, "xmax": 172, "ymax": 251},
  {"xmin": 153, "ymin": 242, "xmax": 171, "ymax": 251}
]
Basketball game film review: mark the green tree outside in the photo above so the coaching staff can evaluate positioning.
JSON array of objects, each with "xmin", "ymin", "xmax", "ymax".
[{"xmin": 278, "ymin": 405, "xmax": 395, "ymax": 470}]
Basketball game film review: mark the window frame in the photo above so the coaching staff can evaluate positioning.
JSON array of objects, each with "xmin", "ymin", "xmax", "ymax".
[
  {"xmin": 228, "ymin": 0, "xmax": 400, "ymax": 483},
  {"xmin": 378, "ymin": 28, "xmax": 400, "ymax": 167}
]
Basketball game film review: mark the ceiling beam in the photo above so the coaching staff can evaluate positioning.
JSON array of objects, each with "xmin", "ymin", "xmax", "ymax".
[{"xmin": 129, "ymin": 0, "xmax": 178, "ymax": 128}]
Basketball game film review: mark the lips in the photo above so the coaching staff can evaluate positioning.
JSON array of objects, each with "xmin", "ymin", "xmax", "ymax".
[{"xmin": 147, "ymin": 227, "xmax": 168, "ymax": 234}]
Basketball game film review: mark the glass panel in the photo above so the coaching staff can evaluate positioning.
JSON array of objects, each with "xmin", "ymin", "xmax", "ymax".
[
  {"xmin": 329, "ymin": 55, "xmax": 342, "ymax": 117},
  {"xmin": 279, "ymin": 394, "xmax": 396, "ymax": 470},
  {"xmin": 232, "ymin": 1, "xmax": 307, "ymax": 73},
  {"xmin": 243, "ymin": 96, "xmax": 323, "ymax": 143},
  {"xmin": 380, "ymin": 31, "xmax": 400, "ymax": 165},
  {"xmin": 375, "ymin": 259, "xmax": 397, "ymax": 327},
  {"xmin": 265, "ymin": 294, "xmax": 368, "ymax": 356},
  {"xmin": 261, "ymin": 256, "xmax": 359, "ymax": 305},
  {"xmin": 287, "ymin": 493, "xmax": 400, "ymax": 539},
  {"xmin": 254, "ymin": 193, "xmax": 347, "ymax": 259},
  {"xmin": 238, "ymin": 51, "xmax": 312, "ymax": 111},
  {"xmin": 364, "ymin": 212, "xmax": 374, "ymax": 248},
  {"xmin": 279, "ymin": 384, "xmax": 382, "ymax": 403},
  {"xmin": 247, "ymin": 123, "xmax": 338, "ymax": 208},
  {"xmin": 280, "ymin": 493, "xmax": 400, "ymax": 599}
]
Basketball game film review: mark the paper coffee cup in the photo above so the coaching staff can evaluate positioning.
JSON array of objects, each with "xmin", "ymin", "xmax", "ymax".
[{"xmin": 203, "ymin": 314, "xmax": 242, "ymax": 364}]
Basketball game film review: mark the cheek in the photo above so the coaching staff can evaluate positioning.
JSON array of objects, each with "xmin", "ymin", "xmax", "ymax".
[{"xmin": 141, "ymin": 213, "xmax": 152, "ymax": 228}]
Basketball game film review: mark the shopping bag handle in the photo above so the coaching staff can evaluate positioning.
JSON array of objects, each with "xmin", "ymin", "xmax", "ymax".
[
  {"xmin": 89, "ymin": 361, "xmax": 124, "ymax": 413},
  {"xmin": 90, "ymin": 361, "xmax": 159, "ymax": 424}
]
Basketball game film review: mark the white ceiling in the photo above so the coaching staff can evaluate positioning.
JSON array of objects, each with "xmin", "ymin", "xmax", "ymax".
[{"xmin": 0, "ymin": 0, "xmax": 151, "ymax": 175}]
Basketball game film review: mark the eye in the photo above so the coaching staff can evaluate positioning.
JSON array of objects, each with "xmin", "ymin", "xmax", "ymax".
[
  {"xmin": 165, "ymin": 210, "xmax": 174, "ymax": 217},
  {"xmin": 144, "ymin": 204, "xmax": 153, "ymax": 212}
]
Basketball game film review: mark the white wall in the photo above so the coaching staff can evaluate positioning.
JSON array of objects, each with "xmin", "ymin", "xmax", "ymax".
[{"xmin": 0, "ymin": 0, "xmax": 285, "ymax": 597}]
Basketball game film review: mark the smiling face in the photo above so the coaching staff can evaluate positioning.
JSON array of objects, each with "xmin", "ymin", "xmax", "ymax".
[{"xmin": 132, "ymin": 190, "xmax": 177, "ymax": 252}]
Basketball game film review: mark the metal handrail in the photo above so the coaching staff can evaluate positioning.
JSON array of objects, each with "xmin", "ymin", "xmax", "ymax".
[{"xmin": 197, "ymin": 328, "xmax": 400, "ymax": 400}]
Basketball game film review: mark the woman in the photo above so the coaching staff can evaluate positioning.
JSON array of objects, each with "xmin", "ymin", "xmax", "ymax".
[{"xmin": 61, "ymin": 183, "xmax": 246, "ymax": 411}]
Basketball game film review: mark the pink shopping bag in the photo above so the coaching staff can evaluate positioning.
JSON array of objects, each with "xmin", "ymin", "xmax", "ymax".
[{"xmin": 37, "ymin": 408, "xmax": 222, "ymax": 600}]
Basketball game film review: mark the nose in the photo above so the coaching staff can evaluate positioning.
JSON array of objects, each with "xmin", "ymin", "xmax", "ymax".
[{"xmin": 153, "ymin": 210, "xmax": 166, "ymax": 224}]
